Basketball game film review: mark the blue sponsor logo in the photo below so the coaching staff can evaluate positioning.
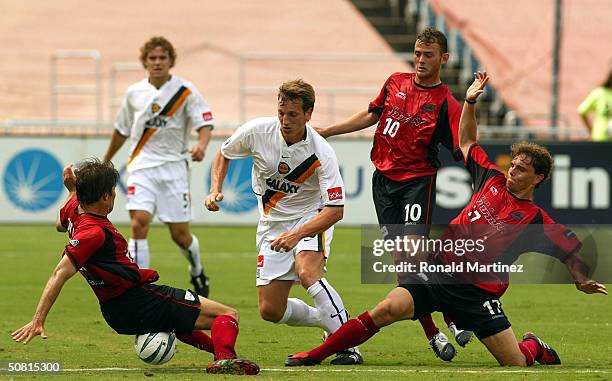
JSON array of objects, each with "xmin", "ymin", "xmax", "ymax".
[
  {"xmin": 207, "ymin": 157, "xmax": 257, "ymax": 213},
  {"xmin": 3, "ymin": 149, "xmax": 63, "ymax": 211}
]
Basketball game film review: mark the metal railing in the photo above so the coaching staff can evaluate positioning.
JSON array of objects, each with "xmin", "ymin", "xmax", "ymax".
[
  {"xmin": 50, "ymin": 50, "xmax": 102, "ymax": 124},
  {"xmin": 108, "ymin": 62, "xmax": 143, "ymax": 122},
  {"xmin": 238, "ymin": 52, "xmax": 411, "ymax": 123}
]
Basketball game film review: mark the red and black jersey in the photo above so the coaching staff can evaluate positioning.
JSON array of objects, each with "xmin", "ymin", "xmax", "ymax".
[
  {"xmin": 368, "ymin": 72, "xmax": 462, "ymax": 182},
  {"xmin": 439, "ymin": 145, "xmax": 582, "ymax": 297},
  {"xmin": 59, "ymin": 197, "xmax": 159, "ymax": 302}
]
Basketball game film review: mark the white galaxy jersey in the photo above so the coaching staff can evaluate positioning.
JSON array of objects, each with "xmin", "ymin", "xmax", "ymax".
[
  {"xmin": 221, "ymin": 117, "xmax": 345, "ymax": 221},
  {"xmin": 115, "ymin": 75, "xmax": 214, "ymax": 172}
]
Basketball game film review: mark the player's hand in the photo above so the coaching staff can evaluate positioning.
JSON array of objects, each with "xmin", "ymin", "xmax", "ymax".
[
  {"xmin": 11, "ymin": 321, "xmax": 47, "ymax": 344},
  {"xmin": 62, "ymin": 164, "xmax": 76, "ymax": 192},
  {"xmin": 270, "ymin": 231, "xmax": 301, "ymax": 253},
  {"xmin": 313, "ymin": 126, "xmax": 329, "ymax": 139},
  {"xmin": 465, "ymin": 71, "xmax": 489, "ymax": 103},
  {"xmin": 191, "ymin": 145, "xmax": 205, "ymax": 162},
  {"xmin": 205, "ymin": 192, "xmax": 224, "ymax": 211},
  {"xmin": 575, "ymin": 280, "xmax": 608, "ymax": 295}
]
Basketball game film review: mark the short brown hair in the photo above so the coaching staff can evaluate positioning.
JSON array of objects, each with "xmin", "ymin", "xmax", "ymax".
[
  {"xmin": 139, "ymin": 36, "xmax": 176, "ymax": 68},
  {"xmin": 416, "ymin": 27, "xmax": 448, "ymax": 54},
  {"xmin": 278, "ymin": 79, "xmax": 315, "ymax": 112},
  {"xmin": 510, "ymin": 142, "xmax": 553, "ymax": 188},
  {"xmin": 75, "ymin": 158, "xmax": 120, "ymax": 205}
]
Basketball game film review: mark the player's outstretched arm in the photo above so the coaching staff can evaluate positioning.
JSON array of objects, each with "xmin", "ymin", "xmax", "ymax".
[
  {"xmin": 316, "ymin": 110, "xmax": 379, "ymax": 138},
  {"xmin": 564, "ymin": 253, "xmax": 608, "ymax": 295},
  {"xmin": 459, "ymin": 71, "xmax": 489, "ymax": 159},
  {"xmin": 103, "ymin": 130, "xmax": 128, "ymax": 162},
  {"xmin": 11, "ymin": 256, "xmax": 78, "ymax": 344},
  {"xmin": 205, "ymin": 150, "xmax": 230, "ymax": 212},
  {"xmin": 270, "ymin": 206, "xmax": 343, "ymax": 252}
]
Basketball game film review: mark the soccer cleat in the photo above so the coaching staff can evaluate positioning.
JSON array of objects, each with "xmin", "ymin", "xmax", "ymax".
[
  {"xmin": 522, "ymin": 332, "xmax": 561, "ymax": 365},
  {"xmin": 430, "ymin": 332, "xmax": 456, "ymax": 361},
  {"xmin": 191, "ymin": 271, "xmax": 210, "ymax": 298},
  {"xmin": 285, "ymin": 352, "xmax": 321, "ymax": 367},
  {"xmin": 206, "ymin": 358, "xmax": 260, "ymax": 375},
  {"xmin": 448, "ymin": 323, "xmax": 474, "ymax": 347},
  {"xmin": 330, "ymin": 349, "xmax": 364, "ymax": 365}
]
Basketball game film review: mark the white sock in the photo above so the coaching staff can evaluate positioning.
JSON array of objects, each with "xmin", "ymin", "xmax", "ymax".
[
  {"xmin": 278, "ymin": 298, "xmax": 321, "ymax": 327},
  {"xmin": 307, "ymin": 278, "xmax": 349, "ymax": 335},
  {"xmin": 128, "ymin": 238, "xmax": 149, "ymax": 268},
  {"xmin": 180, "ymin": 234, "xmax": 203, "ymax": 276}
]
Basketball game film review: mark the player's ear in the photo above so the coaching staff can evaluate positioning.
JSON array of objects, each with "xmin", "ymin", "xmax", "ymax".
[
  {"xmin": 533, "ymin": 173, "xmax": 545, "ymax": 188},
  {"xmin": 441, "ymin": 52, "xmax": 450, "ymax": 64},
  {"xmin": 305, "ymin": 107, "xmax": 313, "ymax": 121}
]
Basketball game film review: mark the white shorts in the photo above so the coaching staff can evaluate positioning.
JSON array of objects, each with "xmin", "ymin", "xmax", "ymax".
[
  {"xmin": 126, "ymin": 161, "xmax": 192, "ymax": 223},
  {"xmin": 255, "ymin": 211, "xmax": 333, "ymax": 286}
]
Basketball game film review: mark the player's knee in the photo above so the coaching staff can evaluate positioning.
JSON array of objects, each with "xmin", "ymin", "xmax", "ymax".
[
  {"xmin": 171, "ymin": 232, "xmax": 191, "ymax": 249},
  {"xmin": 222, "ymin": 307, "xmax": 239, "ymax": 322},
  {"xmin": 130, "ymin": 218, "xmax": 149, "ymax": 236},
  {"xmin": 296, "ymin": 269, "xmax": 318, "ymax": 288},
  {"xmin": 259, "ymin": 303, "xmax": 283, "ymax": 323}
]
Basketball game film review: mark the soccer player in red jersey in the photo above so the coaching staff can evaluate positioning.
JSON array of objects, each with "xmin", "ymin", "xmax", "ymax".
[
  {"xmin": 11, "ymin": 159, "xmax": 258, "ymax": 375},
  {"xmin": 317, "ymin": 27, "xmax": 469, "ymax": 360},
  {"xmin": 285, "ymin": 72, "xmax": 607, "ymax": 368}
]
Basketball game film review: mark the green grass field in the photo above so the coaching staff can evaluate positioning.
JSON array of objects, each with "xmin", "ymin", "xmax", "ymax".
[{"xmin": 1, "ymin": 225, "xmax": 610, "ymax": 380}]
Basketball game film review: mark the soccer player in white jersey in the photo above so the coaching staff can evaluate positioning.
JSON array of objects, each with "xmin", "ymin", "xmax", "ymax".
[
  {"xmin": 103, "ymin": 36, "xmax": 211, "ymax": 297},
  {"xmin": 205, "ymin": 79, "xmax": 362, "ymax": 365}
]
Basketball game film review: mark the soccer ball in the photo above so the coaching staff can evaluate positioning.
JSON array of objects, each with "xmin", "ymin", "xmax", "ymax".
[{"xmin": 134, "ymin": 332, "xmax": 177, "ymax": 365}]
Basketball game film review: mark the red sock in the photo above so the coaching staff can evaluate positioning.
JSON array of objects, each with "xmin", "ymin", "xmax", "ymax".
[
  {"xmin": 519, "ymin": 339, "xmax": 542, "ymax": 366},
  {"xmin": 211, "ymin": 315, "xmax": 239, "ymax": 360},
  {"xmin": 176, "ymin": 330, "xmax": 214, "ymax": 354},
  {"xmin": 442, "ymin": 313, "xmax": 454, "ymax": 327},
  {"xmin": 308, "ymin": 312, "xmax": 379, "ymax": 362},
  {"xmin": 419, "ymin": 314, "xmax": 440, "ymax": 340}
]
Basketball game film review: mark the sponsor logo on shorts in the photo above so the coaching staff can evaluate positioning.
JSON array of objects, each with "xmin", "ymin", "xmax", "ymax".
[
  {"xmin": 278, "ymin": 162, "xmax": 290, "ymax": 175},
  {"xmin": 127, "ymin": 185, "xmax": 135, "ymax": 196},
  {"xmin": 202, "ymin": 111, "xmax": 213, "ymax": 121},
  {"xmin": 151, "ymin": 103, "xmax": 161, "ymax": 113},
  {"xmin": 327, "ymin": 187, "xmax": 343, "ymax": 201},
  {"xmin": 185, "ymin": 291, "xmax": 196, "ymax": 301},
  {"xmin": 69, "ymin": 239, "xmax": 79, "ymax": 247},
  {"xmin": 257, "ymin": 255, "xmax": 264, "ymax": 268}
]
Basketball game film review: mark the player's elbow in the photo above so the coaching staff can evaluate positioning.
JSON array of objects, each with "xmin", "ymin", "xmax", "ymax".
[
  {"xmin": 329, "ymin": 206, "xmax": 343, "ymax": 223},
  {"xmin": 55, "ymin": 221, "xmax": 67, "ymax": 232}
]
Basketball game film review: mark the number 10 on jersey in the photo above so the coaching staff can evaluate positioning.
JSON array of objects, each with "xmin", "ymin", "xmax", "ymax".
[{"xmin": 382, "ymin": 117, "xmax": 400, "ymax": 137}]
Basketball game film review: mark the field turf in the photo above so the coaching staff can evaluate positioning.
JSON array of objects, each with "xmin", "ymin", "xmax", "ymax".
[{"xmin": 0, "ymin": 225, "xmax": 610, "ymax": 380}]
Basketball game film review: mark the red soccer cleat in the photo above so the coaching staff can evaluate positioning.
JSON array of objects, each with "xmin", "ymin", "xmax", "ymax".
[
  {"xmin": 285, "ymin": 352, "xmax": 321, "ymax": 367},
  {"xmin": 206, "ymin": 358, "xmax": 260, "ymax": 375},
  {"xmin": 522, "ymin": 332, "xmax": 561, "ymax": 365}
]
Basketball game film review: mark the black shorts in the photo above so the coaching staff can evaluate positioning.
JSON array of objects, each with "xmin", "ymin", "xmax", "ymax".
[
  {"xmin": 400, "ymin": 274, "xmax": 511, "ymax": 339},
  {"xmin": 372, "ymin": 170, "xmax": 435, "ymax": 237},
  {"xmin": 100, "ymin": 284, "xmax": 201, "ymax": 335}
]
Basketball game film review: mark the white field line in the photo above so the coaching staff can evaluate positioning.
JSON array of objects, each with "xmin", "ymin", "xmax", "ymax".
[{"xmin": 62, "ymin": 367, "xmax": 610, "ymax": 374}]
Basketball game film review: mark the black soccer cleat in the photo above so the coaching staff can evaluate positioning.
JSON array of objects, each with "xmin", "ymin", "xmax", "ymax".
[
  {"xmin": 430, "ymin": 332, "xmax": 456, "ymax": 361},
  {"xmin": 522, "ymin": 332, "xmax": 561, "ymax": 365},
  {"xmin": 191, "ymin": 271, "xmax": 209, "ymax": 298},
  {"xmin": 448, "ymin": 323, "xmax": 474, "ymax": 348},
  {"xmin": 285, "ymin": 352, "xmax": 320, "ymax": 367},
  {"xmin": 206, "ymin": 358, "xmax": 260, "ymax": 375},
  {"xmin": 330, "ymin": 349, "xmax": 364, "ymax": 365}
]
